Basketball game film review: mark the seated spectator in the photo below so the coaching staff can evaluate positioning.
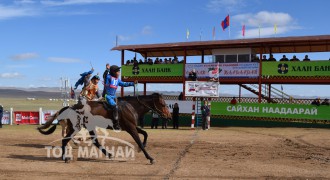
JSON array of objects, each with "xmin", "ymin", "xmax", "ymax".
[
  {"xmin": 230, "ymin": 97, "xmax": 237, "ymax": 105},
  {"xmin": 303, "ymin": 55, "xmax": 310, "ymax": 61},
  {"xmin": 290, "ymin": 55, "xmax": 300, "ymax": 61},
  {"xmin": 311, "ymin": 98, "xmax": 321, "ymax": 106},
  {"xmin": 138, "ymin": 59, "xmax": 144, "ymax": 64},
  {"xmin": 130, "ymin": 60, "xmax": 134, "ymax": 64},
  {"xmin": 251, "ymin": 55, "xmax": 260, "ymax": 62},
  {"xmin": 172, "ymin": 58, "xmax": 179, "ymax": 64},
  {"xmin": 154, "ymin": 58, "xmax": 160, "ymax": 64},
  {"xmin": 262, "ymin": 55, "xmax": 267, "ymax": 61},
  {"xmin": 174, "ymin": 56, "xmax": 178, "ymax": 61},
  {"xmin": 166, "ymin": 59, "xmax": 171, "ymax": 64},
  {"xmin": 133, "ymin": 59, "xmax": 138, "ymax": 66},
  {"xmin": 159, "ymin": 59, "xmax": 164, "ymax": 64},
  {"xmin": 188, "ymin": 69, "xmax": 197, "ymax": 81},
  {"xmin": 144, "ymin": 59, "xmax": 148, "ymax": 64},
  {"xmin": 321, "ymin": 98, "xmax": 329, "ymax": 105},
  {"xmin": 126, "ymin": 60, "xmax": 131, "ymax": 66},
  {"xmin": 268, "ymin": 54, "xmax": 276, "ymax": 61},
  {"xmin": 280, "ymin": 55, "xmax": 289, "ymax": 61},
  {"xmin": 148, "ymin": 58, "xmax": 153, "ymax": 65}
]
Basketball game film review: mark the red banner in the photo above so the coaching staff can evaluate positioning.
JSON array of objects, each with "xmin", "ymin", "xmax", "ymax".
[{"xmin": 14, "ymin": 111, "xmax": 39, "ymax": 124}]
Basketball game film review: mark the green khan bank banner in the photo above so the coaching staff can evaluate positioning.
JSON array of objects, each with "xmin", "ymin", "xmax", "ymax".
[
  {"xmin": 262, "ymin": 61, "xmax": 330, "ymax": 76},
  {"xmin": 122, "ymin": 64, "xmax": 183, "ymax": 77},
  {"xmin": 211, "ymin": 102, "xmax": 330, "ymax": 120}
]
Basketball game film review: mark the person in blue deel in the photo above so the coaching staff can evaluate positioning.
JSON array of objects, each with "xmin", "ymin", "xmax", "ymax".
[{"xmin": 105, "ymin": 65, "xmax": 135, "ymax": 130}]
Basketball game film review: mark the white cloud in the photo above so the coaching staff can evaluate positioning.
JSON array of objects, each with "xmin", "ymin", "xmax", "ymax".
[
  {"xmin": 118, "ymin": 35, "xmax": 132, "ymax": 42},
  {"xmin": 206, "ymin": 0, "xmax": 245, "ymax": 13},
  {"xmin": 48, "ymin": 57, "xmax": 82, "ymax": 63},
  {"xmin": 41, "ymin": 0, "xmax": 144, "ymax": 6},
  {"xmin": 10, "ymin": 52, "xmax": 39, "ymax": 60},
  {"xmin": 6, "ymin": 64, "xmax": 33, "ymax": 68},
  {"xmin": 141, "ymin": 25, "xmax": 152, "ymax": 35},
  {"xmin": 233, "ymin": 11, "xmax": 299, "ymax": 38},
  {"xmin": 0, "ymin": 72, "xmax": 24, "ymax": 79},
  {"xmin": 0, "ymin": 4, "xmax": 37, "ymax": 20},
  {"xmin": 14, "ymin": 0, "xmax": 36, "ymax": 5}
]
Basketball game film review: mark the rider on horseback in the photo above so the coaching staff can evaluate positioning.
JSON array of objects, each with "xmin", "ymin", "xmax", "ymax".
[
  {"xmin": 105, "ymin": 65, "xmax": 135, "ymax": 130},
  {"xmin": 80, "ymin": 75, "xmax": 101, "ymax": 101},
  {"xmin": 74, "ymin": 68, "xmax": 94, "ymax": 90}
]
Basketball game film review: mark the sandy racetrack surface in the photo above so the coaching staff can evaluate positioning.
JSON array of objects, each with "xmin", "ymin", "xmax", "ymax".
[{"xmin": 0, "ymin": 125, "xmax": 329, "ymax": 179}]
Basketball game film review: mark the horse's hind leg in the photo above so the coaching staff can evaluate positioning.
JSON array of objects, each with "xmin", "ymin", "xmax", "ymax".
[
  {"xmin": 136, "ymin": 127, "xmax": 148, "ymax": 147},
  {"xmin": 62, "ymin": 128, "xmax": 75, "ymax": 163},
  {"xmin": 88, "ymin": 130, "xmax": 112, "ymax": 159},
  {"xmin": 127, "ymin": 128, "xmax": 154, "ymax": 164}
]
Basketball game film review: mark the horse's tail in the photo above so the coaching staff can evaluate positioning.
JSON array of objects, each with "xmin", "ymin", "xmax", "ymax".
[{"xmin": 37, "ymin": 106, "xmax": 70, "ymax": 135}]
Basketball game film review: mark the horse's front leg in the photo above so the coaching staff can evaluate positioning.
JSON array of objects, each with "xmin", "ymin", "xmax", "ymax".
[{"xmin": 88, "ymin": 130, "xmax": 112, "ymax": 159}]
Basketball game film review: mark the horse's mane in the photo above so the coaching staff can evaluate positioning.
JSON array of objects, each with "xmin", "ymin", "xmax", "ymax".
[{"xmin": 119, "ymin": 93, "xmax": 162, "ymax": 100}]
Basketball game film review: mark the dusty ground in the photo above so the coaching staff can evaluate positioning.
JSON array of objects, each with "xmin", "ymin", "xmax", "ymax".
[{"xmin": 0, "ymin": 125, "xmax": 329, "ymax": 179}]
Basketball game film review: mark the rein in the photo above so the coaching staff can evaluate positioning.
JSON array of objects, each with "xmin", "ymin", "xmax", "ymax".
[{"xmin": 136, "ymin": 95, "xmax": 168, "ymax": 119}]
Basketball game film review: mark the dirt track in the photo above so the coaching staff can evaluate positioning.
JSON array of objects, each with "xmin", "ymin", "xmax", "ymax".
[{"xmin": 0, "ymin": 125, "xmax": 329, "ymax": 179}]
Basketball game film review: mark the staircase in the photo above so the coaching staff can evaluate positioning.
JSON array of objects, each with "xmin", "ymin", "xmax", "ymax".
[
  {"xmin": 239, "ymin": 84, "xmax": 293, "ymax": 103},
  {"xmin": 195, "ymin": 100, "xmax": 203, "ymax": 128}
]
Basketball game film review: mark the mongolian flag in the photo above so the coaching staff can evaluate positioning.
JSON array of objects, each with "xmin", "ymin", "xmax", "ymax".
[{"xmin": 221, "ymin": 15, "xmax": 230, "ymax": 31}]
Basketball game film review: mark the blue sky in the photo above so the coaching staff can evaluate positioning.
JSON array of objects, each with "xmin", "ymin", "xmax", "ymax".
[{"xmin": 0, "ymin": 0, "xmax": 329, "ymax": 97}]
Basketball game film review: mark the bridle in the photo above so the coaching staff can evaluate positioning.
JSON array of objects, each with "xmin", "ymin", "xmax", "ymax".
[{"xmin": 136, "ymin": 95, "xmax": 169, "ymax": 120}]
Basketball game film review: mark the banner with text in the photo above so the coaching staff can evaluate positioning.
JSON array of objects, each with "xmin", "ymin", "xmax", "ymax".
[
  {"xmin": 122, "ymin": 64, "xmax": 183, "ymax": 77},
  {"xmin": 1, "ymin": 111, "xmax": 10, "ymax": 125},
  {"xmin": 185, "ymin": 63, "xmax": 259, "ymax": 78},
  {"xmin": 41, "ymin": 110, "xmax": 58, "ymax": 125},
  {"xmin": 211, "ymin": 102, "xmax": 330, "ymax": 120},
  {"xmin": 14, "ymin": 111, "xmax": 40, "ymax": 124},
  {"xmin": 262, "ymin": 61, "xmax": 330, "ymax": 76},
  {"xmin": 185, "ymin": 81, "xmax": 220, "ymax": 97},
  {"xmin": 165, "ymin": 100, "xmax": 193, "ymax": 114}
]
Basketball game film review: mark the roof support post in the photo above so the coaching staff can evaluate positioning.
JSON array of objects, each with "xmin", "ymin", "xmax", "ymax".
[
  {"xmin": 258, "ymin": 47, "xmax": 263, "ymax": 103},
  {"xmin": 268, "ymin": 84, "xmax": 271, "ymax": 103},
  {"xmin": 183, "ymin": 48, "xmax": 187, "ymax": 100},
  {"xmin": 121, "ymin": 50, "xmax": 125, "ymax": 97},
  {"xmin": 201, "ymin": 50, "xmax": 205, "ymax": 63},
  {"xmin": 144, "ymin": 82, "xmax": 146, "ymax": 96}
]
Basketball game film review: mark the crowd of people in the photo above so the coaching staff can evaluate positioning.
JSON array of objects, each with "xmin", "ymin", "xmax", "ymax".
[
  {"xmin": 311, "ymin": 98, "xmax": 329, "ymax": 106},
  {"xmin": 125, "ymin": 56, "xmax": 183, "ymax": 65},
  {"xmin": 252, "ymin": 54, "xmax": 313, "ymax": 62}
]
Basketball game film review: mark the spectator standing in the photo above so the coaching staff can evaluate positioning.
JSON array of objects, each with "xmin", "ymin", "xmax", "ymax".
[
  {"xmin": 178, "ymin": 92, "xmax": 183, "ymax": 100},
  {"xmin": 188, "ymin": 69, "xmax": 197, "ymax": 81},
  {"xmin": 151, "ymin": 112, "xmax": 159, "ymax": 129},
  {"xmin": 161, "ymin": 117, "xmax": 168, "ymax": 129},
  {"xmin": 139, "ymin": 115, "xmax": 145, "ymax": 128},
  {"xmin": 0, "ymin": 105, "xmax": 3, "ymax": 128},
  {"xmin": 230, "ymin": 97, "xmax": 237, "ymax": 105},
  {"xmin": 201, "ymin": 101, "xmax": 210, "ymax": 130},
  {"xmin": 321, "ymin": 98, "xmax": 329, "ymax": 105},
  {"xmin": 172, "ymin": 103, "xmax": 179, "ymax": 129},
  {"xmin": 102, "ymin": 63, "xmax": 110, "ymax": 97},
  {"xmin": 303, "ymin": 55, "xmax": 310, "ymax": 61},
  {"xmin": 311, "ymin": 98, "xmax": 321, "ymax": 106}
]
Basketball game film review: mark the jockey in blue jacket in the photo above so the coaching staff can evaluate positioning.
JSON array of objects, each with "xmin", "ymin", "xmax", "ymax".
[{"xmin": 105, "ymin": 65, "xmax": 135, "ymax": 130}]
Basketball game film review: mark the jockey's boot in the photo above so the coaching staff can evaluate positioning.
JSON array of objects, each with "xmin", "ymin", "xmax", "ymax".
[{"xmin": 112, "ymin": 105, "xmax": 121, "ymax": 131}]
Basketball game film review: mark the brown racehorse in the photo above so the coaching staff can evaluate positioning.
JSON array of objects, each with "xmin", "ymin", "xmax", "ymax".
[{"xmin": 37, "ymin": 93, "xmax": 171, "ymax": 164}]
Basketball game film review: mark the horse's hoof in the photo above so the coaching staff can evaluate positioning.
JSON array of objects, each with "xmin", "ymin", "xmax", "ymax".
[
  {"xmin": 64, "ymin": 158, "xmax": 71, "ymax": 163},
  {"xmin": 150, "ymin": 159, "xmax": 155, "ymax": 165}
]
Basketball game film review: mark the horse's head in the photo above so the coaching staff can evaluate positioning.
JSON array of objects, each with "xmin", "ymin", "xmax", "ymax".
[{"xmin": 150, "ymin": 93, "xmax": 172, "ymax": 120}]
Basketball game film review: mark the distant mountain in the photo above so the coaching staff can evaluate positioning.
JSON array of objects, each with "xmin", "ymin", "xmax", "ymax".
[{"xmin": 0, "ymin": 87, "xmax": 323, "ymax": 99}]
